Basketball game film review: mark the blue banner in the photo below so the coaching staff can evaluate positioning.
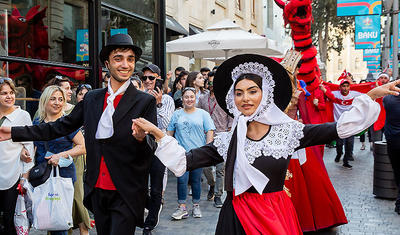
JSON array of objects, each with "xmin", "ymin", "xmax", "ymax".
[
  {"xmin": 355, "ymin": 15, "xmax": 381, "ymax": 49},
  {"xmin": 110, "ymin": 28, "xmax": 128, "ymax": 36},
  {"xmin": 337, "ymin": 0, "xmax": 382, "ymax": 16},
  {"xmin": 363, "ymin": 48, "xmax": 381, "ymax": 61},
  {"xmin": 367, "ymin": 60, "xmax": 380, "ymax": 70},
  {"xmin": 76, "ymin": 29, "xmax": 89, "ymax": 62}
]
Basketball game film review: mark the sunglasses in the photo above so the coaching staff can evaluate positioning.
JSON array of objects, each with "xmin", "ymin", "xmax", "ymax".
[
  {"xmin": 141, "ymin": 76, "xmax": 157, "ymax": 81},
  {"xmin": 0, "ymin": 77, "xmax": 12, "ymax": 84},
  {"xmin": 182, "ymin": 87, "xmax": 196, "ymax": 93},
  {"xmin": 78, "ymin": 84, "xmax": 92, "ymax": 90}
]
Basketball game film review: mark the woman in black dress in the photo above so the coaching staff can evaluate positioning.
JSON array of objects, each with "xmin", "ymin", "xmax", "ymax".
[{"xmin": 132, "ymin": 54, "xmax": 400, "ymax": 234}]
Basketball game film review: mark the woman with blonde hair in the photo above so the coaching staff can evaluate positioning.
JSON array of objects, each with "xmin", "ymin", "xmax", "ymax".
[
  {"xmin": 0, "ymin": 78, "xmax": 34, "ymax": 235},
  {"xmin": 34, "ymin": 85, "xmax": 86, "ymax": 235}
]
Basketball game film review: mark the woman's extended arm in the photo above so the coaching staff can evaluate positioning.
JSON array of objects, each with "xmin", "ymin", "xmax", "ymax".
[{"xmin": 46, "ymin": 130, "xmax": 86, "ymax": 166}]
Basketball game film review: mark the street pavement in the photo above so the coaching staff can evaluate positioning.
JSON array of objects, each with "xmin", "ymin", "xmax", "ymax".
[{"xmin": 31, "ymin": 138, "xmax": 400, "ymax": 235}]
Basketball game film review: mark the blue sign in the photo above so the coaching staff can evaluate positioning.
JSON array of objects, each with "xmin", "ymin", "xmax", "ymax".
[
  {"xmin": 363, "ymin": 48, "xmax": 381, "ymax": 61},
  {"xmin": 110, "ymin": 28, "xmax": 128, "ymax": 36},
  {"xmin": 367, "ymin": 60, "xmax": 380, "ymax": 69},
  {"xmin": 337, "ymin": 0, "xmax": 382, "ymax": 16},
  {"xmin": 355, "ymin": 15, "xmax": 381, "ymax": 49},
  {"xmin": 76, "ymin": 29, "xmax": 89, "ymax": 62}
]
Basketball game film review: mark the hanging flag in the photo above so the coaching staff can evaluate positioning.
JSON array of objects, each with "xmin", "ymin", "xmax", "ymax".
[
  {"xmin": 76, "ymin": 29, "xmax": 89, "ymax": 62},
  {"xmin": 337, "ymin": 0, "xmax": 382, "ymax": 16},
  {"xmin": 355, "ymin": 15, "xmax": 381, "ymax": 49},
  {"xmin": 363, "ymin": 48, "xmax": 381, "ymax": 61}
]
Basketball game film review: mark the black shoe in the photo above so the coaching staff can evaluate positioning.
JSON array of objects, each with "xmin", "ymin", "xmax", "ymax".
[
  {"xmin": 214, "ymin": 196, "xmax": 223, "ymax": 208},
  {"xmin": 395, "ymin": 204, "xmax": 400, "ymax": 215},
  {"xmin": 207, "ymin": 186, "xmax": 215, "ymax": 201},
  {"xmin": 348, "ymin": 156, "xmax": 354, "ymax": 161},
  {"xmin": 143, "ymin": 227, "xmax": 153, "ymax": 235},
  {"xmin": 343, "ymin": 163, "xmax": 353, "ymax": 169},
  {"xmin": 335, "ymin": 155, "xmax": 341, "ymax": 162}
]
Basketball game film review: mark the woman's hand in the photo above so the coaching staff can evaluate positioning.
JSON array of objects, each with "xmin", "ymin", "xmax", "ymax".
[
  {"xmin": 45, "ymin": 153, "xmax": 64, "ymax": 166},
  {"xmin": 367, "ymin": 79, "xmax": 400, "ymax": 100},
  {"xmin": 132, "ymin": 118, "xmax": 165, "ymax": 141},
  {"xmin": 0, "ymin": 126, "xmax": 11, "ymax": 141},
  {"xmin": 20, "ymin": 147, "xmax": 32, "ymax": 163}
]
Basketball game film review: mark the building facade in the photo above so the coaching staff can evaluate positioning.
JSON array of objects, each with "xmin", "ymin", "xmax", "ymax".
[
  {"xmin": 326, "ymin": 35, "xmax": 369, "ymax": 83},
  {"xmin": 166, "ymin": 0, "xmax": 265, "ymax": 72},
  {"xmin": 0, "ymin": 0, "xmax": 166, "ymax": 93}
]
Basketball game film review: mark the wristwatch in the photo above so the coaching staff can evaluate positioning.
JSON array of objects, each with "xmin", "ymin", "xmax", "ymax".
[{"xmin": 157, "ymin": 103, "xmax": 163, "ymax": 108}]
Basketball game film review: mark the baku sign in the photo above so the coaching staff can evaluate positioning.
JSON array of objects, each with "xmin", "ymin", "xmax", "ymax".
[{"xmin": 355, "ymin": 15, "xmax": 381, "ymax": 49}]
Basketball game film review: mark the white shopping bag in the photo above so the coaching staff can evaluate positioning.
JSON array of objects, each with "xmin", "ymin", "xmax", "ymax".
[
  {"xmin": 14, "ymin": 194, "xmax": 30, "ymax": 235},
  {"xmin": 32, "ymin": 166, "xmax": 74, "ymax": 231}
]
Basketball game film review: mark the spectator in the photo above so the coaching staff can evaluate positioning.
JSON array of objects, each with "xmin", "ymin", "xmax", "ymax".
[
  {"xmin": 185, "ymin": 71, "xmax": 208, "ymax": 105},
  {"xmin": 0, "ymin": 78, "xmax": 34, "ymax": 235},
  {"xmin": 14, "ymin": 75, "xmax": 41, "ymax": 118},
  {"xmin": 172, "ymin": 70, "xmax": 189, "ymax": 108},
  {"xmin": 102, "ymin": 69, "xmax": 111, "ymax": 88},
  {"xmin": 43, "ymin": 75, "xmax": 75, "ymax": 113},
  {"xmin": 141, "ymin": 64, "xmax": 175, "ymax": 234},
  {"xmin": 131, "ymin": 76, "xmax": 144, "ymax": 91},
  {"xmin": 168, "ymin": 67, "xmax": 185, "ymax": 91},
  {"xmin": 198, "ymin": 71, "xmax": 232, "ymax": 208},
  {"xmin": 383, "ymin": 91, "xmax": 400, "ymax": 215},
  {"xmin": 76, "ymin": 84, "xmax": 92, "ymax": 103},
  {"xmin": 34, "ymin": 85, "xmax": 86, "ymax": 235},
  {"xmin": 167, "ymin": 87, "xmax": 215, "ymax": 220}
]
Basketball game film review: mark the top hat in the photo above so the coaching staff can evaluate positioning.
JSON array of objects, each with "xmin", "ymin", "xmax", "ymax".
[
  {"xmin": 213, "ymin": 54, "xmax": 292, "ymax": 117},
  {"xmin": 99, "ymin": 34, "xmax": 142, "ymax": 64}
]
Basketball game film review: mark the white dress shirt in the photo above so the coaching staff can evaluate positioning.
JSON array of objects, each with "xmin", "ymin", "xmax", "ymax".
[{"xmin": 0, "ymin": 107, "xmax": 34, "ymax": 190}]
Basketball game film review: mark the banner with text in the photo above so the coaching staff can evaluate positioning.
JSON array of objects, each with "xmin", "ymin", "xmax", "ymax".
[
  {"xmin": 363, "ymin": 48, "xmax": 381, "ymax": 61},
  {"xmin": 337, "ymin": 0, "xmax": 382, "ymax": 16},
  {"xmin": 355, "ymin": 15, "xmax": 381, "ymax": 49},
  {"xmin": 76, "ymin": 29, "xmax": 89, "ymax": 62}
]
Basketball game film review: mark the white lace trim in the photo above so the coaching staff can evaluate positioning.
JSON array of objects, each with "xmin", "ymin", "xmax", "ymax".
[
  {"xmin": 226, "ymin": 62, "xmax": 275, "ymax": 120},
  {"xmin": 213, "ymin": 122, "xmax": 305, "ymax": 164}
]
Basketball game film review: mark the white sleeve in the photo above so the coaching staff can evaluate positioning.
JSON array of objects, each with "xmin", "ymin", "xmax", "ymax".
[
  {"xmin": 155, "ymin": 135, "xmax": 187, "ymax": 177},
  {"xmin": 337, "ymin": 94, "xmax": 380, "ymax": 139}
]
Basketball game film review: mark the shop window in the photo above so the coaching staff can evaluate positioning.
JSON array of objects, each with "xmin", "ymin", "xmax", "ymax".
[
  {"xmin": 102, "ymin": 0, "xmax": 156, "ymax": 20},
  {"xmin": 101, "ymin": 7, "xmax": 154, "ymax": 71},
  {"xmin": 0, "ymin": 0, "xmax": 89, "ymax": 65}
]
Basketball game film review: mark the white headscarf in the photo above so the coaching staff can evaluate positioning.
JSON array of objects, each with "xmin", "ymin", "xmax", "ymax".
[
  {"xmin": 95, "ymin": 79, "xmax": 130, "ymax": 139},
  {"xmin": 217, "ymin": 62, "xmax": 302, "ymax": 196}
]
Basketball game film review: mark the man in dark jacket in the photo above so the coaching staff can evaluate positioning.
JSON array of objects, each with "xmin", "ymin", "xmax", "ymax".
[{"xmin": 0, "ymin": 34, "xmax": 157, "ymax": 234}]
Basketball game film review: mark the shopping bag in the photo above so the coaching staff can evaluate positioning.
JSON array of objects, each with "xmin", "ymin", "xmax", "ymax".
[
  {"xmin": 14, "ymin": 194, "xmax": 30, "ymax": 235},
  {"xmin": 32, "ymin": 166, "xmax": 74, "ymax": 231}
]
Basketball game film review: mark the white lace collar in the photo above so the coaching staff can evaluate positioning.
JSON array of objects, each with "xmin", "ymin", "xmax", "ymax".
[{"xmin": 213, "ymin": 121, "xmax": 305, "ymax": 164}]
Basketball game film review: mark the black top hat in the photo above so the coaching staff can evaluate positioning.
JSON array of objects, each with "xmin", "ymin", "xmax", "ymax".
[
  {"xmin": 213, "ymin": 54, "xmax": 292, "ymax": 117},
  {"xmin": 99, "ymin": 34, "xmax": 143, "ymax": 64}
]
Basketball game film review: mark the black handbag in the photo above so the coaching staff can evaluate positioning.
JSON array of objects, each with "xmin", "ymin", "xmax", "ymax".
[{"xmin": 28, "ymin": 161, "xmax": 52, "ymax": 187}]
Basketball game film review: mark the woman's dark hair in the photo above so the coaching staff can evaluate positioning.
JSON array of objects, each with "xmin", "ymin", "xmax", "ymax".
[
  {"xmin": 186, "ymin": 71, "xmax": 204, "ymax": 92},
  {"xmin": 233, "ymin": 73, "xmax": 263, "ymax": 90},
  {"xmin": 44, "ymin": 74, "xmax": 71, "ymax": 91},
  {"xmin": 75, "ymin": 84, "xmax": 92, "ymax": 96},
  {"xmin": 172, "ymin": 70, "xmax": 189, "ymax": 96}
]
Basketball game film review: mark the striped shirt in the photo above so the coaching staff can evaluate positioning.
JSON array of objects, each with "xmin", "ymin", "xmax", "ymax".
[{"xmin": 157, "ymin": 94, "xmax": 175, "ymax": 131}]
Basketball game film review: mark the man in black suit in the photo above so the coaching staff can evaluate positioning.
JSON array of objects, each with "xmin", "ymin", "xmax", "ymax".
[{"xmin": 0, "ymin": 34, "xmax": 157, "ymax": 234}]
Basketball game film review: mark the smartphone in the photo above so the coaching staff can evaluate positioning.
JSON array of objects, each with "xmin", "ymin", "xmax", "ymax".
[{"xmin": 155, "ymin": 79, "xmax": 164, "ymax": 91}]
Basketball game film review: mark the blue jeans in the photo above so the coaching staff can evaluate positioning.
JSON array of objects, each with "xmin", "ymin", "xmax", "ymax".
[{"xmin": 177, "ymin": 168, "xmax": 202, "ymax": 204}]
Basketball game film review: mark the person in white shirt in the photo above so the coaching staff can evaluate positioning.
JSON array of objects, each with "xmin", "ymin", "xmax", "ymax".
[
  {"xmin": 321, "ymin": 79, "xmax": 362, "ymax": 168},
  {"xmin": 0, "ymin": 78, "xmax": 34, "ymax": 235}
]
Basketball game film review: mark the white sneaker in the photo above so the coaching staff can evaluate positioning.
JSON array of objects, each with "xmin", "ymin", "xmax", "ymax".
[
  {"xmin": 171, "ymin": 205, "xmax": 188, "ymax": 220},
  {"xmin": 192, "ymin": 204, "xmax": 202, "ymax": 218}
]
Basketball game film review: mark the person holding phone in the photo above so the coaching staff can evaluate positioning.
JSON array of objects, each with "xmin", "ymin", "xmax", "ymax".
[{"xmin": 141, "ymin": 64, "xmax": 175, "ymax": 234}]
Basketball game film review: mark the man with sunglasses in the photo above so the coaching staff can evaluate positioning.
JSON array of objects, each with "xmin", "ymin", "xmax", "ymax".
[
  {"xmin": 197, "ymin": 71, "xmax": 232, "ymax": 208},
  {"xmin": 141, "ymin": 64, "xmax": 174, "ymax": 235},
  {"xmin": 0, "ymin": 34, "xmax": 158, "ymax": 234}
]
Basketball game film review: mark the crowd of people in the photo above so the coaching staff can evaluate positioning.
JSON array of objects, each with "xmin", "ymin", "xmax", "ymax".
[{"xmin": 0, "ymin": 33, "xmax": 399, "ymax": 235}]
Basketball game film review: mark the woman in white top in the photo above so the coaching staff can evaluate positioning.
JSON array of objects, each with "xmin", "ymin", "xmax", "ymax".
[{"xmin": 0, "ymin": 78, "xmax": 34, "ymax": 235}]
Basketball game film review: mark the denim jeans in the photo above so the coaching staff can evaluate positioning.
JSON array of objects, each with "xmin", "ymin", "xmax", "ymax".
[{"xmin": 177, "ymin": 168, "xmax": 202, "ymax": 204}]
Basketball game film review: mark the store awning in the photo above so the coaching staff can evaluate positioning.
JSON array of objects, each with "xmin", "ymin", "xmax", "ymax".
[
  {"xmin": 166, "ymin": 16, "xmax": 188, "ymax": 36},
  {"xmin": 189, "ymin": 24, "xmax": 203, "ymax": 35}
]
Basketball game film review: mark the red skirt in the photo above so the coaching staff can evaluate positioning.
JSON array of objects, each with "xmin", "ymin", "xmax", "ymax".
[
  {"xmin": 285, "ymin": 148, "xmax": 348, "ymax": 232},
  {"xmin": 232, "ymin": 191, "xmax": 302, "ymax": 235}
]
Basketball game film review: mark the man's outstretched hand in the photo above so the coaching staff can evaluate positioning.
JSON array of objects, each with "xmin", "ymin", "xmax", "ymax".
[{"xmin": 0, "ymin": 127, "xmax": 11, "ymax": 141}]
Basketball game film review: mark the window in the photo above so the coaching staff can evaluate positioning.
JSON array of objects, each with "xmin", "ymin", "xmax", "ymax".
[
  {"xmin": 236, "ymin": 0, "xmax": 242, "ymax": 11},
  {"xmin": 267, "ymin": 0, "xmax": 273, "ymax": 29},
  {"xmin": 101, "ymin": 7, "xmax": 154, "ymax": 70},
  {"xmin": 102, "ymin": 0, "xmax": 156, "ymax": 20}
]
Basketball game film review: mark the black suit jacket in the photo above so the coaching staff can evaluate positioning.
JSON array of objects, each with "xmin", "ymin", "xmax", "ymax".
[{"xmin": 12, "ymin": 83, "xmax": 157, "ymax": 226}]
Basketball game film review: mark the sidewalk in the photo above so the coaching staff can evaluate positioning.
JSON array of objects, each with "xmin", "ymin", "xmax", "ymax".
[{"xmin": 31, "ymin": 140, "xmax": 400, "ymax": 234}]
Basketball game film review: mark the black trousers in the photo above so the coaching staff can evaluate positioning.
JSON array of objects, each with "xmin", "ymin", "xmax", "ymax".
[
  {"xmin": 91, "ymin": 188, "xmax": 136, "ymax": 235},
  {"xmin": 0, "ymin": 180, "xmax": 19, "ymax": 235},
  {"xmin": 144, "ymin": 157, "xmax": 165, "ymax": 229},
  {"xmin": 336, "ymin": 136, "xmax": 354, "ymax": 164},
  {"xmin": 387, "ymin": 137, "xmax": 400, "ymax": 206}
]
